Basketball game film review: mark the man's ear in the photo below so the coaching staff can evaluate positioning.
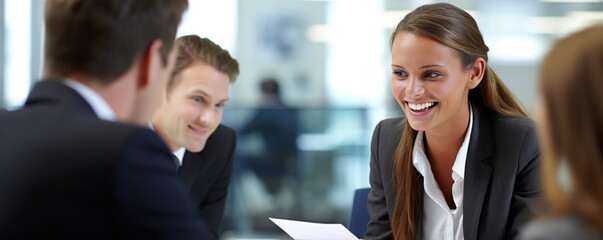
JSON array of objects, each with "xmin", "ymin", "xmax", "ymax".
[
  {"xmin": 138, "ymin": 39, "xmax": 164, "ymax": 89},
  {"xmin": 467, "ymin": 57, "xmax": 486, "ymax": 90}
]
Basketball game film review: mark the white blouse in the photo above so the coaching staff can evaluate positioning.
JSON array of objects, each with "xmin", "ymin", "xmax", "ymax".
[{"xmin": 412, "ymin": 107, "xmax": 473, "ymax": 240}]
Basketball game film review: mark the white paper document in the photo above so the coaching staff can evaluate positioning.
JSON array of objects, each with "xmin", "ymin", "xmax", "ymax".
[{"xmin": 269, "ymin": 217, "xmax": 359, "ymax": 240}]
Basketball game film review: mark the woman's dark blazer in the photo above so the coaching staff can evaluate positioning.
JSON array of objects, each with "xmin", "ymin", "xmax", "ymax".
[{"xmin": 365, "ymin": 103, "xmax": 541, "ymax": 240}]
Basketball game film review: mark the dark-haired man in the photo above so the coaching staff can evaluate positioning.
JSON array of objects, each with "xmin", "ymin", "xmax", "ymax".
[{"xmin": 0, "ymin": 0, "xmax": 212, "ymax": 239}]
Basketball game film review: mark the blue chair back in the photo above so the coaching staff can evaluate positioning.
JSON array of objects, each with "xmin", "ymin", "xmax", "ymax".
[{"xmin": 348, "ymin": 188, "xmax": 371, "ymax": 239}]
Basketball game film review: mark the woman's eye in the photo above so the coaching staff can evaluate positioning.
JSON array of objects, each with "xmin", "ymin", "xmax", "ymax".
[
  {"xmin": 215, "ymin": 103, "xmax": 224, "ymax": 109},
  {"xmin": 424, "ymin": 71, "xmax": 440, "ymax": 78},
  {"xmin": 393, "ymin": 71, "xmax": 407, "ymax": 78},
  {"xmin": 193, "ymin": 97, "xmax": 202, "ymax": 103}
]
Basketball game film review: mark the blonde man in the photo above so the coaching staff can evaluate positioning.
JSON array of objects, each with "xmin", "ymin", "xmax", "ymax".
[{"xmin": 151, "ymin": 35, "xmax": 239, "ymax": 238}]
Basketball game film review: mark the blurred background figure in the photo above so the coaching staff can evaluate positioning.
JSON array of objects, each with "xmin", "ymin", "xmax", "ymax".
[
  {"xmin": 239, "ymin": 77, "xmax": 299, "ymax": 195},
  {"xmin": 520, "ymin": 25, "xmax": 603, "ymax": 239},
  {"xmin": 226, "ymin": 77, "xmax": 301, "ymax": 233}
]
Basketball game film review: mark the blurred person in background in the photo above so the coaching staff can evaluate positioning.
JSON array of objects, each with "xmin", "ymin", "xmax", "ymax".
[
  {"xmin": 519, "ymin": 25, "xmax": 603, "ymax": 240},
  {"xmin": 239, "ymin": 77, "xmax": 299, "ymax": 196},
  {"xmin": 0, "ymin": 0, "xmax": 215, "ymax": 239},
  {"xmin": 366, "ymin": 3, "xmax": 540, "ymax": 240},
  {"xmin": 150, "ymin": 35, "xmax": 239, "ymax": 238}
]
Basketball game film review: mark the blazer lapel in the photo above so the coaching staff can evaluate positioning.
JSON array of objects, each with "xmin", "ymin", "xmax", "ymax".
[
  {"xmin": 178, "ymin": 150, "xmax": 204, "ymax": 188},
  {"xmin": 463, "ymin": 104, "xmax": 494, "ymax": 240},
  {"xmin": 417, "ymin": 175, "xmax": 425, "ymax": 240}
]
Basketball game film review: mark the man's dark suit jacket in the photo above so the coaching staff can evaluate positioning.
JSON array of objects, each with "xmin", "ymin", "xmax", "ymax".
[
  {"xmin": 0, "ymin": 81, "xmax": 212, "ymax": 239},
  {"xmin": 365, "ymin": 103, "xmax": 541, "ymax": 240},
  {"xmin": 178, "ymin": 124, "xmax": 235, "ymax": 238}
]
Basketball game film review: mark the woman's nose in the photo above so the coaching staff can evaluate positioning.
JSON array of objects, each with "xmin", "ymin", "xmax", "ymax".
[{"xmin": 405, "ymin": 77, "xmax": 425, "ymax": 98}]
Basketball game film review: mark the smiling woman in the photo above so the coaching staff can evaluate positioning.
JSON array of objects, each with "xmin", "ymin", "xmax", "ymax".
[
  {"xmin": 365, "ymin": 3, "xmax": 540, "ymax": 240},
  {"xmin": 390, "ymin": 32, "xmax": 482, "ymax": 133}
]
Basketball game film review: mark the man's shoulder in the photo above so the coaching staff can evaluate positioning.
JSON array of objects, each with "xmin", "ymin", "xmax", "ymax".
[
  {"xmin": 184, "ymin": 124, "xmax": 235, "ymax": 160},
  {"xmin": 213, "ymin": 124, "xmax": 236, "ymax": 139},
  {"xmin": 204, "ymin": 124, "xmax": 236, "ymax": 149},
  {"xmin": 0, "ymin": 108, "xmax": 165, "ymax": 159},
  {"xmin": 90, "ymin": 121, "xmax": 169, "ymax": 157},
  {"xmin": 69, "ymin": 116, "xmax": 151, "ymax": 144}
]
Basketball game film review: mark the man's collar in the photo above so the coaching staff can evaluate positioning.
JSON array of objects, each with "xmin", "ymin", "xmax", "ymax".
[{"xmin": 62, "ymin": 79, "xmax": 115, "ymax": 121}]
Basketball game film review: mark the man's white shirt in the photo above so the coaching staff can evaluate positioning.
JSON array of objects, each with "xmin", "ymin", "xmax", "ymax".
[
  {"xmin": 147, "ymin": 122, "xmax": 185, "ymax": 167},
  {"xmin": 63, "ymin": 79, "xmax": 115, "ymax": 122}
]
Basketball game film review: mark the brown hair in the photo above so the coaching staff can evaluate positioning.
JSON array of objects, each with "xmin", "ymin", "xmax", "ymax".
[
  {"xmin": 539, "ymin": 25, "xmax": 603, "ymax": 233},
  {"xmin": 43, "ymin": 0, "xmax": 188, "ymax": 84},
  {"xmin": 389, "ymin": 3, "xmax": 529, "ymax": 239},
  {"xmin": 167, "ymin": 35, "xmax": 239, "ymax": 94}
]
